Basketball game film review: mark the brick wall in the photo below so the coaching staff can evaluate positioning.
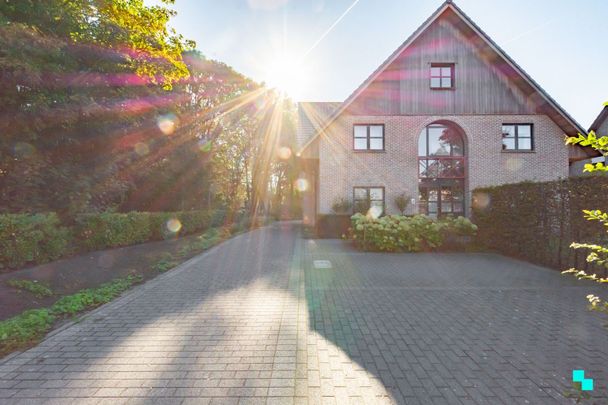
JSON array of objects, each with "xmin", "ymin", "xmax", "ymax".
[{"xmin": 318, "ymin": 115, "xmax": 570, "ymax": 216}]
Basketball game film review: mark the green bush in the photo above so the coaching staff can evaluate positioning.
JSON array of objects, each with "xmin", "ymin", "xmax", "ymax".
[
  {"xmin": 472, "ymin": 177, "xmax": 608, "ymax": 273},
  {"xmin": 350, "ymin": 213, "xmax": 477, "ymax": 252},
  {"xmin": 75, "ymin": 212, "xmax": 151, "ymax": 250},
  {"xmin": 6, "ymin": 279, "xmax": 53, "ymax": 298},
  {"xmin": 0, "ymin": 213, "xmax": 71, "ymax": 269}
]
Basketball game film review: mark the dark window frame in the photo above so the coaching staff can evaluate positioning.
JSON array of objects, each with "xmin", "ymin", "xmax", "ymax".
[
  {"xmin": 418, "ymin": 124, "xmax": 466, "ymax": 179},
  {"xmin": 430, "ymin": 63, "xmax": 455, "ymax": 90},
  {"xmin": 352, "ymin": 186, "xmax": 385, "ymax": 215},
  {"xmin": 501, "ymin": 123, "xmax": 534, "ymax": 152},
  {"xmin": 353, "ymin": 124, "xmax": 385, "ymax": 152}
]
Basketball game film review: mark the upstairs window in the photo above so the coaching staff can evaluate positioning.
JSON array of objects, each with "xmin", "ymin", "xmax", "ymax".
[
  {"xmin": 430, "ymin": 64, "xmax": 454, "ymax": 89},
  {"xmin": 354, "ymin": 124, "xmax": 384, "ymax": 151},
  {"xmin": 502, "ymin": 124, "xmax": 533, "ymax": 151}
]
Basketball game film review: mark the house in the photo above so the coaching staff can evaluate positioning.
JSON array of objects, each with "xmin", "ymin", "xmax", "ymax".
[
  {"xmin": 296, "ymin": 0, "xmax": 593, "ymax": 225},
  {"xmin": 570, "ymin": 105, "xmax": 608, "ymax": 176}
]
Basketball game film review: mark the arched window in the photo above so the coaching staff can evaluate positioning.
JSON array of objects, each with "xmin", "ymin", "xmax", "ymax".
[{"xmin": 418, "ymin": 123, "xmax": 465, "ymax": 218}]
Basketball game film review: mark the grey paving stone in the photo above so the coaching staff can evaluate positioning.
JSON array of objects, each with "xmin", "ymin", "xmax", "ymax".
[{"xmin": 0, "ymin": 223, "xmax": 606, "ymax": 404}]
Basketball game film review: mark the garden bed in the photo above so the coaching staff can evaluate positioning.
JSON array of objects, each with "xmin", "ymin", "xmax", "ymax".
[{"xmin": 0, "ymin": 221, "xmax": 269, "ymax": 357}]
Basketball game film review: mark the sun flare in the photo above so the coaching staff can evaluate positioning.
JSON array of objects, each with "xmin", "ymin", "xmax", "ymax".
[{"xmin": 264, "ymin": 54, "xmax": 308, "ymax": 99}]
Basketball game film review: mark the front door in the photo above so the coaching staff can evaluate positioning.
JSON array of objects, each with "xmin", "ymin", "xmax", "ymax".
[{"xmin": 419, "ymin": 180, "xmax": 465, "ymax": 218}]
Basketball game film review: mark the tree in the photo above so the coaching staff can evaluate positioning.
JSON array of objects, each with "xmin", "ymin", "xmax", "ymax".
[{"xmin": 563, "ymin": 101, "xmax": 608, "ymax": 324}]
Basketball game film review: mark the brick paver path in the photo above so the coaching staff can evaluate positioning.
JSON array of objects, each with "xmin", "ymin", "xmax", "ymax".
[{"xmin": 1, "ymin": 222, "xmax": 606, "ymax": 404}]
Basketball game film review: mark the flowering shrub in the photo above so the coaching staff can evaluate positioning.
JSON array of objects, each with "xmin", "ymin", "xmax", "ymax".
[{"xmin": 350, "ymin": 213, "xmax": 477, "ymax": 252}]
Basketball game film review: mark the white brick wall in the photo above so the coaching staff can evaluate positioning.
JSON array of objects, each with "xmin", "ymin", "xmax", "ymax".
[{"xmin": 318, "ymin": 115, "xmax": 569, "ymax": 216}]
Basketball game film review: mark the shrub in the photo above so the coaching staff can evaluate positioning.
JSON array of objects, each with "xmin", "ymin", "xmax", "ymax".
[
  {"xmin": 394, "ymin": 193, "xmax": 410, "ymax": 215},
  {"xmin": 350, "ymin": 213, "xmax": 477, "ymax": 252},
  {"xmin": 0, "ymin": 213, "xmax": 71, "ymax": 269},
  {"xmin": 6, "ymin": 279, "xmax": 53, "ymax": 298},
  {"xmin": 331, "ymin": 198, "xmax": 352, "ymax": 214},
  {"xmin": 472, "ymin": 177, "xmax": 608, "ymax": 274},
  {"xmin": 316, "ymin": 214, "xmax": 352, "ymax": 238},
  {"xmin": 75, "ymin": 212, "xmax": 151, "ymax": 251}
]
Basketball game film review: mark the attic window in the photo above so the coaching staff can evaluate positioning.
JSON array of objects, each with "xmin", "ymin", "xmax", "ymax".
[{"xmin": 430, "ymin": 64, "xmax": 454, "ymax": 89}]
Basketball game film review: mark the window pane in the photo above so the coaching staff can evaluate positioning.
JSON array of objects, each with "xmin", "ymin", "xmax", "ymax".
[
  {"xmin": 441, "ymin": 67, "xmax": 452, "ymax": 77},
  {"xmin": 369, "ymin": 125, "xmax": 383, "ymax": 138},
  {"xmin": 419, "ymin": 160, "xmax": 428, "ymax": 177},
  {"xmin": 428, "ymin": 189, "xmax": 438, "ymax": 202},
  {"xmin": 518, "ymin": 138, "xmax": 532, "ymax": 150},
  {"xmin": 369, "ymin": 188, "xmax": 383, "ymax": 200},
  {"xmin": 418, "ymin": 133, "xmax": 427, "ymax": 156},
  {"xmin": 369, "ymin": 138, "xmax": 383, "ymax": 150},
  {"xmin": 354, "ymin": 188, "xmax": 367, "ymax": 200},
  {"xmin": 430, "ymin": 67, "xmax": 441, "ymax": 76},
  {"xmin": 443, "ymin": 203, "xmax": 453, "ymax": 213},
  {"xmin": 453, "ymin": 202, "xmax": 463, "ymax": 214},
  {"xmin": 428, "ymin": 127, "xmax": 450, "ymax": 155},
  {"xmin": 428, "ymin": 202, "xmax": 438, "ymax": 215},
  {"xmin": 502, "ymin": 125, "xmax": 515, "ymax": 138},
  {"xmin": 441, "ymin": 77, "xmax": 452, "ymax": 88},
  {"xmin": 354, "ymin": 138, "xmax": 367, "ymax": 150},
  {"xmin": 517, "ymin": 125, "xmax": 531, "ymax": 138},
  {"xmin": 430, "ymin": 77, "xmax": 441, "ymax": 88},
  {"xmin": 502, "ymin": 138, "xmax": 516, "ymax": 150},
  {"xmin": 354, "ymin": 125, "xmax": 367, "ymax": 138}
]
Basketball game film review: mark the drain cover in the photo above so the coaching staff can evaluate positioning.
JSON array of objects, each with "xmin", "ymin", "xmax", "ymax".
[{"xmin": 313, "ymin": 260, "xmax": 332, "ymax": 269}]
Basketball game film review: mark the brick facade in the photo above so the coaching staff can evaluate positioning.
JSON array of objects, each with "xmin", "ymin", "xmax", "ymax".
[{"xmin": 317, "ymin": 114, "xmax": 569, "ymax": 216}]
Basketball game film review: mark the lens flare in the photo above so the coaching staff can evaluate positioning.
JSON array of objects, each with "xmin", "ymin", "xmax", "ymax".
[
  {"xmin": 295, "ymin": 178, "xmax": 309, "ymax": 192},
  {"xmin": 13, "ymin": 142, "xmax": 35, "ymax": 158},
  {"xmin": 367, "ymin": 206, "xmax": 383, "ymax": 219},
  {"xmin": 166, "ymin": 218, "xmax": 182, "ymax": 233},
  {"xmin": 472, "ymin": 192, "xmax": 491, "ymax": 210},
  {"xmin": 134, "ymin": 142, "xmax": 149, "ymax": 156},
  {"xmin": 505, "ymin": 157, "xmax": 523, "ymax": 172},
  {"xmin": 277, "ymin": 146, "xmax": 292, "ymax": 160},
  {"xmin": 157, "ymin": 113, "xmax": 178, "ymax": 135}
]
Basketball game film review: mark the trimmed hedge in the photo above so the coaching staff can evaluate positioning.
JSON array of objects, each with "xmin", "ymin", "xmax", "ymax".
[
  {"xmin": 315, "ymin": 214, "xmax": 352, "ymax": 238},
  {"xmin": 75, "ymin": 210, "xmax": 217, "ymax": 251},
  {"xmin": 0, "ymin": 213, "xmax": 70, "ymax": 269},
  {"xmin": 0, "ymin": 209, "xmax": 231, "ymax": 269},
  {"xmin": 472, "ymin": 177, "xmax": 608, "ymax": 275}
]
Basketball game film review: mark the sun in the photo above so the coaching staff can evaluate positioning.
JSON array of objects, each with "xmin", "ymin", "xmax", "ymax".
[{"xmin": 264, "ymin": 54, "xmax": 307, "ymax": 99}]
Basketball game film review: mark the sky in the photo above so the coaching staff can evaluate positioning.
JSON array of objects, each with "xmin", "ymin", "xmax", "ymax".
[{"xmin": 147, "ymin": 0, "xmax": 608, "ymax": 128}]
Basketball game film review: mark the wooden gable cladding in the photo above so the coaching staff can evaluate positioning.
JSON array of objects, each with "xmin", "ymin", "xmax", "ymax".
[{"xmin": 346, "ymin": 7, "xmax": 536, "ymax": 116}]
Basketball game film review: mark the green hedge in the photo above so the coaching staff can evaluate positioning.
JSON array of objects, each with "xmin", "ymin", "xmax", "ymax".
[
  {"xmin": 0, "ymin": 209, "xmax": 231, "ymax": 269},
  {"xmin": 75, "ymin": 210, "xmax": 217, "ymax": 251},
  {"xmin": 0, "ymin": 213, "xmax": 70, "ymax": 269},
  {"xmin": 472, "ymin": 177, "xmax": 608, "ymax": 275}
]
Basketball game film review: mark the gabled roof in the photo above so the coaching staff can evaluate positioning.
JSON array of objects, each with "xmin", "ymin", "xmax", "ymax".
[
  {"xmin": 298, "ymin": 0, "xmax": 586, "ymax": 154},
  {"xmin": 589, "ymin": 105, "xmax": 608, "ymax": 132},
  {"xmin": 296, "ymin": 102, "xmax": 341, "ymax": 149}
]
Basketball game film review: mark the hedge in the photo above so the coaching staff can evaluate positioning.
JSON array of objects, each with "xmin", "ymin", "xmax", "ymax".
[
  {"xmin": 472, "ymin": 176, "xmax": 608, "ymax": 275},
  {"xmin": 75, "ymin": 210, "xmax": 219, "ymax": 251},
  {"xmin": 0, "ymin": 213, "xmax": 70, "ymax": 269},
  {"xmin": 315, "ymin": 214, "xmax": 352, "ymax": 238},
  {"xmin": 0, "ymin": 209, "xmax": 230, "ymax": 269}
]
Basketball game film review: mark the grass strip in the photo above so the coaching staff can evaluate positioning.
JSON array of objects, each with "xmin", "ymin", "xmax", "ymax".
[{"xmin": 0, "ymin": 275, "xmax": 142, "ymax": 357}]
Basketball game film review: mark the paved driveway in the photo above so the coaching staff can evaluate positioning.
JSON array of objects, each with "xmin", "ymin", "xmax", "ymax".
[{"xmin": 1, "ymin": 222, "xmax": 606, "ymax": 404}]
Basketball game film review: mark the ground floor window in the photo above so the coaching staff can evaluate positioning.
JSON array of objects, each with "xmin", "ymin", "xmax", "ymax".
[
  {"xmin": 353, "ymin": 187, "xmax": 384, "ymax": 216},
  {"xmin": 419, "ymin": 179, "xmax": 464, "ymax": 218}
]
